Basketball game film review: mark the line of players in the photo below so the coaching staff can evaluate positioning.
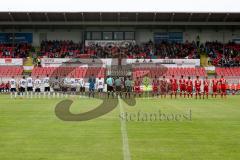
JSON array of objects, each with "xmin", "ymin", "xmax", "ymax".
[
  {"xmin": 133, "ymin": 74, "xmax": 228, "ymax": 99},
  {"xmin": 9, "ymin": 74, "xmax": 50, "ymax": 98},
  {"xmin": 8, "ymin": 74, "xmax": 132, "ymax": 99},
  {"xmin": 7, "ymin": 74, "xmax": 230, "ymax": 99}
]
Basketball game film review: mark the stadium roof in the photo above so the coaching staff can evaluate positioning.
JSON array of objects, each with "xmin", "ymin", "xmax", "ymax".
[
  {"xmin": 1, "ymin": 0, "xmax": 240, "ymax": 12},
  {"xmin": 1, "ymin": 12, "xmax": 240, "ymax": 30}
]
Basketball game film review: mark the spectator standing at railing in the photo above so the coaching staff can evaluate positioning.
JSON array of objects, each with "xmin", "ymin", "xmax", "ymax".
[{"xmin": 37, "ymin": 57, "xmax": 41, "ymax": 67}]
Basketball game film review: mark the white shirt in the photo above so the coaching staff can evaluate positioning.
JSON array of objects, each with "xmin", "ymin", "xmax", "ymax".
[
  {"xmin": 9, "ymin": 78, "xmax": 17, "ymax": 88},
  {"xmin": 34, "ymin": 79, "xmax": 42, "ymax": 88},
  {"xmin": 63, "ymin": 78, "xmax": 70, "ymax": 85},
  {"xmin": 26, "ymin": 77, "xmax": 33, "ymax": 87},
  {"xmin": 43, "ymin": 77, "xmax": 50, "ymax": 87},
  {"xmin": 78, "ymin": 78, "xmax": 85, "ymax": 87},
  {"xmin": 96, "ymin": 78, "xmax": 104, "ymax": 89},
  {"xmin": 19, "ymin": 79, "xmax": 27, "ymax": 88},
  {"xmin": 70, "ymin": 78, "xmax": 77, "ymax": 87}
]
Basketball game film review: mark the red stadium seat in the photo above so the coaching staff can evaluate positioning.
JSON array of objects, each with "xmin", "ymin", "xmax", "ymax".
[
  {"xmin": 31, "ymin": 66, "xmax": 106, "ymax": 78},
  {"xmin": 132, "ymin": 67, "xmax": 206, "ymax": 79},
  {"xmin": 0, "ymin": 66, "xmax": 23, "ymax": 77},
  {"xmin": 216, "ymin": 67, "xmax": 240, "ymax": 76}
]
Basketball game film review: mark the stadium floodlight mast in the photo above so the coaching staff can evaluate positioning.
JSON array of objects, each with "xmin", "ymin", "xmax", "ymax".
[{"xmin": 54, "ymin": 58, "xmax": 168, "ymax": 121}]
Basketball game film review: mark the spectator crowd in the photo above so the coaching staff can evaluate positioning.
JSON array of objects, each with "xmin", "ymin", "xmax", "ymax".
[
  {"xmin": 204, "ymin": 41, "xmax": 240, "ymax": 67},
  {"xmin": 0, "ymin": 40, "xmax": 239, "ymax": 67},
  {"xmin": 0, "ymin": 43, "xmax": 32, "ymax": 58}
]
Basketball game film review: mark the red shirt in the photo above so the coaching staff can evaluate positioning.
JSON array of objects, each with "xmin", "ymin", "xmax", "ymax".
[
  {"xmin": 161, "ymin": 79, "xmax": 167, "ymax": 85},
  {"xmin": 170, "ymin": 78, "xmax": 177, "ymax": 85},
  {"xmin": 179, "ymin": 79, "xmax": 186, "ymax": 86},
  {"xmin": 5, "ymin": 83, "xmax": 9, "ymax": 89},
  {"xmin": 195, "ymin": 79, "xmax": 201, "ymax": 88},
  {"xmin": 135, "ymin": 80, "xmax": 141, "ymax": 86},
  {"xmin": 212, "ymin": 79, "xmax": 218, "ymax": 86},
  {"xmin": 204, "ymin": 80, "xmax": 210, "ymax": 86},
  {"xmin": 219, "ymin": 78, "xmax": 226, "ymax": 85},
  {"xmin": 152, "ymin": 80, "xmax": 159, "ymax": 86},
  {"xmin": 186, "ymin": 80, "xmax": 193, "ymax": 87}
]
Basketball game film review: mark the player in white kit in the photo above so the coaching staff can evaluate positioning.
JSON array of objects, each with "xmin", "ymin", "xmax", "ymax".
[
  {"xmin": 51, "ymin": 76, "xmax": 61, "ymax": 98},
  {"xmin": 62, "ymin": 76, "xmax": 70, "ymax": 98},
  {"xmin": 70, "ymin": 77, "xmax": 77, "ymax": 95},
  {"xmin": 78, "ymin": 78, "xmax": 85, "ymax": 98},
  {"xmin": 19, "ymin": 76, "xmax": 27, "ymax": 97},
  {"xmin": 96, "ymin": 77, "xmax": 104, "ymax": 98},
  {"xmin": 26, "ymin": 75, "xmax": 33, "ymax": 98},
  {"xmin": 43, "ymin": 74, "xmax": 50, "ymax": 98},
  {"xmin": 34, "ymin": 76, "xmax": 42, "ymax": 98},
  {"xmin": 9, "ymin": 76, "xmax": 17, "ymax": 98}
]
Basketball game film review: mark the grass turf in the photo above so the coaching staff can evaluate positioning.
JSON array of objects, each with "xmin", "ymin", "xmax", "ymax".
[{"xmin": 0, "ymin": 94, "xmax": 240, "ymax": 160}]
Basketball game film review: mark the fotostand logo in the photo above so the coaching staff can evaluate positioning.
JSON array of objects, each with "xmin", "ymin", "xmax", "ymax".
[
  {"xmin": 119, "ymin": 109, "xmax": 192, "ymax": 122},
  {"xmin": 53, "ymin": 58, "xmax": 168, "ymax": 121}
]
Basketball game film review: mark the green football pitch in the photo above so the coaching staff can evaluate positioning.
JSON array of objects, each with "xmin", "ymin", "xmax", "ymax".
[{"xmin": 0, "ymin": 94, "xmax": 240, "ymax": 160}]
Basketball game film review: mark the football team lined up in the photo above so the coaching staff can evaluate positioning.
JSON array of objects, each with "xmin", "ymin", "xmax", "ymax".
[
  {"xmin": 7, "ymin": 74, "xmax": 105, "ymax": 99},
  {"xmin": 4, "ymin": 74, "xmax": 240, "ymax": 99},
  {"xmin": 131, "ymin": 75, "xmax": 228, "ymax": 99}
]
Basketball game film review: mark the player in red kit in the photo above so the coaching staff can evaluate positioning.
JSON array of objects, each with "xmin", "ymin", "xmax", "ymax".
[
  {"xmin": 217, "ymin": 82, "xmax": 222, "ymax": 94},
  {"xmin": 179, "ymin": 75, "xmax": 186, "ymax": 98},
  {"xmin": 194, "ymin": 76, "xmax": 202, "ymax": 99},
  {"xmin": 211, "ymin": 75, "xmax": 218, "ymax": 98},
  {"xmin": 0, "ymin": 82, "xmax": 4, "ymax": 93},
  {"xmin": 186, "ymin": 76, "xmax": 193, "ymax": 98},
  {"xmin": 152, "ymin": 76, "xmax": 159, "ymax": 97},
  {"xmin": 219, "ymin": 75, "xmax": 227, "ymax": 98},
  {"xmin": 134, "ymin": 77, "xmax": 142, "ymax": 97},
  {"xmin": 203, "ymin": 76, "xmax": 210, "ymax": 99},
  {"xmin": 170, "ymin": 75, "xmax": 178, "ymax": 99},
  {"xmin": 160, "ymin": 76, "xmax": 168, "ymax": 98}
]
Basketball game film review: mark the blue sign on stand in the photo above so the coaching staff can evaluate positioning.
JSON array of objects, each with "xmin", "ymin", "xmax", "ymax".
[
  {"xmin": 154, "ymin": 32, "xmax": 183, "ymax": 44},
  {"xmin": 0, "ymin": 33, "xmax": 33, "ymax": 43}
]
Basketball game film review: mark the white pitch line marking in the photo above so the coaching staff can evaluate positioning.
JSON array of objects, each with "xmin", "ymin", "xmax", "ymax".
[{"xmin": 118, "ymin": 97, "xmax": 131, "ymax": 160}]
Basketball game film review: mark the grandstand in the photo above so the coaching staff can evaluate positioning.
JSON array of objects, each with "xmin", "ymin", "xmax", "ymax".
[
  {"xmin": 0, "ymin": 7, "xmax": 240, "ymax": 160},
  {"xmin": 0, "ymin": 11, "xmax": 239, "ymax": 89}
]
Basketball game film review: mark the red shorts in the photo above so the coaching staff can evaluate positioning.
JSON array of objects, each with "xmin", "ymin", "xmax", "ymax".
[
  {"xmin": 195, "ymin": 87, "xmax": 201, "ymax": 92},
  {"xmin": 134, "ymin": 86, "xmax": 141, "ymax": 93},
  {"xmin": 212, "ymin": 85, "xmax": 218, "ymax": 92},
  {"xmin": 187, "ymin": 86, "xmax": 192, "ymax": 93},
  {"xmin": 172, "ymin": 85, "xmax": 178, "ymax": 92},
  {"xmin": 204, "ymin": 86, "xmax": 209, "ymax": 93},
  {"xmin": 221, "ymin": 85, "xmax": 226, "ymax": 92},
  {"xmin": 160, "ymin": 86, "xmax": 167, "ymax": 93},
  {"xmin": 153, "ymin": 86, "xmax": 158, "ymax": 92},
  {"xmin": 180, "ymin": 85, "xmax": 186, "ymax": 92}
]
